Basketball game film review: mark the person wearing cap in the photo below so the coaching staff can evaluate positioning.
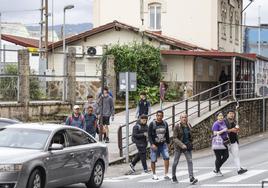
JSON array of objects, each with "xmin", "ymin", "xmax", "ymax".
[
  {"xmin": 135, "ymin": 92, "xmax": 151, "ymax": 119},
  {"xmin": 129, "ymin": 114, "xmax": 149, "ymax": 173},
  {"xmin": 224, "ymin": 109, "xmax": 247, "ymax": 175},
  {"xmin": 66, "ymin": 105, "xmax": 86, "ymax": 130},
  {"xmin": 83, "ymin": 94, "xmax": 98, "ymax": 114},
  {"xmin": 212, "ymin": 111, "xmax": 229, "ymax": 177}
]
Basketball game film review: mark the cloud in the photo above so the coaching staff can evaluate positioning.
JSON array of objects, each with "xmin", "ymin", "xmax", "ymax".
[{"xmin": 0, "ymin": 0, "xmax": 92, "ymax": 25}]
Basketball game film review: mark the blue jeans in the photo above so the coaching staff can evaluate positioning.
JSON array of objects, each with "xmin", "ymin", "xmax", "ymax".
[{"xmin": 150, "ymin": 143, "xmax": 169, "ymax": 162}]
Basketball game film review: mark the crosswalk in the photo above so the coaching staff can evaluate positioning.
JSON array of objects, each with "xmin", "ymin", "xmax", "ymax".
[{"xmin": 104, "ymin": 168, "xmax": 268, "ymax": 187}]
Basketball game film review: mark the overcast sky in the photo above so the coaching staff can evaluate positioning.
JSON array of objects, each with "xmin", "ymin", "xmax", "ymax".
[{"xmin": 0, "ymin": 0, "xmax": 267, "ymax": 26}]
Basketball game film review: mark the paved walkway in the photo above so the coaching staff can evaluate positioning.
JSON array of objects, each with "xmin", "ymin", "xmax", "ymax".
[{"xmin": 101, "ymin": 100, "xmax": 230, "ymax": 163}]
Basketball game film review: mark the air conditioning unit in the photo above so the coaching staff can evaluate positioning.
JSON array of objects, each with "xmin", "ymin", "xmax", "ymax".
[
  {"xmin": 67, "ymin": 46, "xmax": 84, "ymax": 58},
  {"xmin": 85, "ymin": 46, "xmax": 103, "ymax": 58}
]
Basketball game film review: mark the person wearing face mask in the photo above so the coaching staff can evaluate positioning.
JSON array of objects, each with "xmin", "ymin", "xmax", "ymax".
[
  {"xmin": 212, "ymin": 111, "xmax": 229, "ymax": 177},
  {"xmin": 225, "ymin": 109, "xmax": 247, "ymax": 175},
  {"xmin": 129, "ymin": 114, "xmax": 149, "ymax": 174}
]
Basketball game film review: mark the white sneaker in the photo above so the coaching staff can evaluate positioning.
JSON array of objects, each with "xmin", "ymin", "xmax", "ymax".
[
  {"xmin": 152, "ymin": 174, "xmax": 159, "ymax": 180},
  {"xmin": 213, "ymin": 170, "xmax": 223, "ymax": 177}
]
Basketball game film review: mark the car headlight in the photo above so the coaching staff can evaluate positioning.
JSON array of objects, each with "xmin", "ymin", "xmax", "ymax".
[{"xmin": 0, "ymin": 164, "xmax": 22, "ymax": 172}]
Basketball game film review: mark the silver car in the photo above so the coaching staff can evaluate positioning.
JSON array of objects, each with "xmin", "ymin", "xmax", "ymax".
[{"xmin": 0, "ymin": 123, "xmax": 108, "ymax": 188}]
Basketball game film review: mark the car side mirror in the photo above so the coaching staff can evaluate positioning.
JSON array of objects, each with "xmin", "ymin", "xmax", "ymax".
[{"xmin": 49, "ymin": 143, "xmax": 64, "ymax": 151}]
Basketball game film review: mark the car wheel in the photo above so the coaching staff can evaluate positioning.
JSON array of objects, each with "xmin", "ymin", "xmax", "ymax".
[
  {"xmin": 86, "ymin": 161, "xmax": 104, "ymax": 188},
  {"xmin": 27, "ymin": 169, "xmax": 43, "ymax": 188}
]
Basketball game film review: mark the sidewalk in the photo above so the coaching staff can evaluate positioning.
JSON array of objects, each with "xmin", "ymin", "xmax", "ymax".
[
  {"xmin": 104, "ymin": 100, "xmax": 230, "ymax": 162},
  {"xmin": 105, "ymin": 131, "xmax": 268, "ymax": 178}
]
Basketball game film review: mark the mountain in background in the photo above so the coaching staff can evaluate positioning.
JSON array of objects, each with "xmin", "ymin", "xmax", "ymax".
[{"xmin": 27, "ymin": 23, "xmax": 93, "ymax": 41}]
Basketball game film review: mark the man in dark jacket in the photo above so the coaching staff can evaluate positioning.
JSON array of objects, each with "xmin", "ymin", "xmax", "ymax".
[
  {"xmin": 148, "ymin": 110, "xmax": 170, "ymax": 180},
  {"xmin": 172, "ymin": 113, "xmax": 198, "ymax": 184},
  {"xmin": 225, "ymin": 110, "xmax": 247, "ymax": 175},
  {"xmin": 129, "ymin": 115, "xmax": 149, "ymax": 173},
  {"xmin": 135, "ymin": 92, "xmax": 151, "ymax": 119}
]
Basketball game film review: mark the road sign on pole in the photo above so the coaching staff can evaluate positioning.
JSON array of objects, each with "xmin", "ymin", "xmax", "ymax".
[{"xmin": 119, "ymin": 72, "xmax": 136, "ymax": 163}]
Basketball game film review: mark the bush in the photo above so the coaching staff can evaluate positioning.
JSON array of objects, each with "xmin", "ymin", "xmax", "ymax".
[{"xmin": 103, "ymin": 43, "xmax": 162, "ymax": 90}]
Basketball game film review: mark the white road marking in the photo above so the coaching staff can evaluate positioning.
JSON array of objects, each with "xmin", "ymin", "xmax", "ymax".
[
  {"xmin": 139, "ymin": 170, "xmax": 196, "ymax": 183},
  {"xmin": 201, "ymin": 184, "xmax": 261, "ymax": 187},
  {"xmin": 219, "ymin": 170, "xmax": 267, "ymax": 183},
  {"xmin": 180, "ymin": 170, "xmax": 231, "ymax": 183}
]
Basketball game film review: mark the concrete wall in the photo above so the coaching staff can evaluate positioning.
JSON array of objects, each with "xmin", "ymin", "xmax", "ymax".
[
  {"xmin": 161, "ymin": 55, "xmax": 194, "ymax": 82},
  {"xmin": 93, "ymin": 0, "xmax": 242, "ymax": 51}
]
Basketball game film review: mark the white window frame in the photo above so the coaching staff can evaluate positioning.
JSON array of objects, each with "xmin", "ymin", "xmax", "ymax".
[{"xmin": 149, "ymin": 3, "xmax": 161, "ymax": 31}]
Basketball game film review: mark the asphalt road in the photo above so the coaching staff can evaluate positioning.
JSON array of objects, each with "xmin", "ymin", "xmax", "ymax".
[{"xmin": 62, "ymin": 137, "xmax": 268, "ymax": 188}]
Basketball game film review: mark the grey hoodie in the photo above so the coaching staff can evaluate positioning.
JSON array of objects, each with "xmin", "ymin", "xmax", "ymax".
[{"xmin": 97, "ymin": 95, "xmax": 115, "ymax": 117}]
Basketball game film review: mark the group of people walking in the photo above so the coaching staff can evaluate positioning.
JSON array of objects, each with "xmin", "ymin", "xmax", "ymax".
[
  {"xmin": 130, "ymin": 103, "xmax": 247, "ymax": 184},
  {"xmin": 64, "ymin": 87, "xmax": 247, "ymax": 184},
  {"xmin": 65, "ymin": 86, "xmax": 115, "ymax": 143}
]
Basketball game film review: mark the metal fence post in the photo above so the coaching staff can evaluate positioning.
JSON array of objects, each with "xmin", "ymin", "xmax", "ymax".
[
  {"xmin": 117, "ymin": 127, "xmax": 123, "ymax": 157},
  {"xmin": 209, "ymin": 91, "xmax": 212, "ymax": 111},
  {"xmin": 172, "ymin": 105, "xmax": 175, "ymax": 128},
  {"xmin": 198, "ymin": 95, "xmax": 201, "ymax": 117},
  {"xmin": 219, "ymin": 85, "xmax": 221, "ymax": 106},
  {"xmin": 185, "ymin": 99, "xmax": 188, "ymax": 115}
]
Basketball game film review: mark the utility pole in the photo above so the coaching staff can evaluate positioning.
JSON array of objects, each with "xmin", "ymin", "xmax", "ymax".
[{"xmin": 45, "ymin": 0, "xmax": 48, "ymax": 62}]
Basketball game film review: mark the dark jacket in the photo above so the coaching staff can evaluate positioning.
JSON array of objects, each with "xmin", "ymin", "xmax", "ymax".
[
  {"xmin": 224, "ymin": 119, "xmax": 239, "ymax": 144},
  {"xmin": 132, "ymin": 120, "xmax": 148, "ymax": 148},
  {"xmin": 148, "ymin": 120, "xmax": 170, "ymax": 146},
  {"xmin": 173, "ymin": 121, "xmax": 193, "ymax": 151}
]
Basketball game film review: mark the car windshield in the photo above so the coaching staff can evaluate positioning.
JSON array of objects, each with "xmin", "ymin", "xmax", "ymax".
[{"xmin": 0, "ymin": 128, "xmax": 50, "ymax": 150}]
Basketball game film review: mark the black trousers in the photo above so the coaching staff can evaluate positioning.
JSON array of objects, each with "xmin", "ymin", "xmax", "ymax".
[
  {"xmin": 131, "ymin": 146, "xmax": 148, "ymax": 171},
  {"xmin": 214, "ymin": 149, "xmax": 229, "ymax": 172}
]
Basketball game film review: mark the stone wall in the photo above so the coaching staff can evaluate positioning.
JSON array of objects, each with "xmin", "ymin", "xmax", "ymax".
[
  {"xmin": 191, "ymin": 98, "xmax": 265, "ymax": 151},
  {"xmin": 0, "ymin": 102, "xmax": 74, "ymax": 122}
]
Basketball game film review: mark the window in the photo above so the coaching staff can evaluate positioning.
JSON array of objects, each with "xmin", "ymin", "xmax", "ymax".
[
  {"xmin": 221, "ymin": 2, "xmax": 227, "ymax": 38},
  {"xmin": 209, "ymin": 65, "xmax": 214, "ymax": 77},
  {"xmin": 51, "ymin": 131, "xmax": 67, "ymax": 147},
  {"xmin": 235, "ymin": 12, "xmax": 239, "ymax": 41},
  {"xmin": 197, "ymin": 63, "xmax": 203, "ymax": 76},
  {"xmin": 149, "ymin": 3, "xmax": 161, "ymax": 30},
  {"xmin": 229, "ymin": 7, "xmax": 234, "ymax": 41},
  {"xmin": 66, "ymin": 129, "xmax": 95, "ymax": 147}
]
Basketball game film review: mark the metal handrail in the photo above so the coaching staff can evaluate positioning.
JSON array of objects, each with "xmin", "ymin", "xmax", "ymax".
[{"xmin": 117, "ymin": 81, "xmax": 255, "ymax": 157}]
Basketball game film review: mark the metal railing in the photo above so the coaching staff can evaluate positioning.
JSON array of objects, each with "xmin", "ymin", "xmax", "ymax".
[{"xmin": 117, "ymin": 81, "xmax": 255, "ymax": 157}]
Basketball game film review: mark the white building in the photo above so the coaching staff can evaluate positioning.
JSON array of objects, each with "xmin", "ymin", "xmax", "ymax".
[
  {"xmin": 1, "ymin": 34, "xmax": 40, "ymax": 73},
  {"xmin": 93, "ymin": 0, "xmax": 243, "ymax": 52}
]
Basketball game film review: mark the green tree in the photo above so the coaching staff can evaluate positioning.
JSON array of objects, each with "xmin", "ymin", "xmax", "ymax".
[{"xmin": 103, "ymin": 43, "xmax": 162, "ymax": 104}]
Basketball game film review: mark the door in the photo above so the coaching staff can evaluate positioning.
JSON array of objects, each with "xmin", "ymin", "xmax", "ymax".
[
  {"xmin": 45, "ymin": 130, "xmax": 76, "ymax": 187},
  {"xmin": 65, "ymin": 128, "xmax": 97, "ymax": 182}
]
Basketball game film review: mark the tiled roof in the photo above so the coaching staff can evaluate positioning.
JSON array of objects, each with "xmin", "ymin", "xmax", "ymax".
[
  {"xmin": 48, "ymin": 20, "xmax": 207, "ymax": 51},
  {"xmin": 2, "ymin": 34, "xmax": 40, "ymax": 48}
]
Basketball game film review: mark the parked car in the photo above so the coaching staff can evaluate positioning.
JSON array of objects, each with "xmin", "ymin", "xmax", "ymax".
[
  {"xmin": 0, "ymin": 123, "xmax": 108, "ymax": 188},
  {"xmin": 0, "ymin": 118, "xmax": 21, "ymax": 128}
]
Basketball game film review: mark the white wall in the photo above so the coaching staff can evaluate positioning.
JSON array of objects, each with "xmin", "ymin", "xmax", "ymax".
[
  {"xmin": 93, "ymin": 0, "xmax": 242, "ymax": 52},
  {"xmin": 161, "ymin": 55, "xmax": 194, "ymax": 82},
  {"xmin": 48, "ymin": 29, "xmax": 161, "ymax": 80}
]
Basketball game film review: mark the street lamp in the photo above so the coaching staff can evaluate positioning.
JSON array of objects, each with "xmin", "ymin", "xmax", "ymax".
[{"xmin": 63, "ymin": 4, "xmax": 74, "ymax": 101}]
